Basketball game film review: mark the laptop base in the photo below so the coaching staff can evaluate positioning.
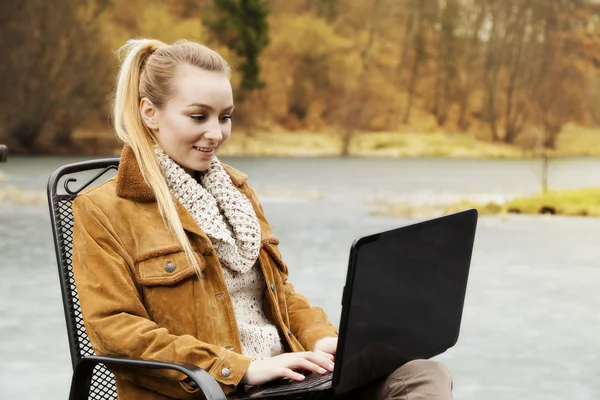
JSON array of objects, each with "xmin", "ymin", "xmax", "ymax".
[{"xmin": 230, "ymin": 373, "xmax": 334, "ymax": 399}]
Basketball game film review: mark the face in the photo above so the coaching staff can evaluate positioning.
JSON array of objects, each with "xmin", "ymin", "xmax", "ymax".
[{"xmin": 140, "ymin": 64, "xmax": 233, "ymax": 173}]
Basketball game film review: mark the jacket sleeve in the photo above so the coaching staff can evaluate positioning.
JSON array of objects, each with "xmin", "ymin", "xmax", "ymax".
[
  {"xmin": 280, "ymin": 253, "xmax": 339, "ymax": 352},
  {"xmin": 71, "ymin": 194, "xmax": 252, "ymax": 398},
  {"xmin": 243, "ymin": 185, "xmax": 339, "ymax": 352}
]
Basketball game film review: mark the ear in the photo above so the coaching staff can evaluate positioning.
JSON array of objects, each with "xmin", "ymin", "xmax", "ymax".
[{"xmin": 140, "ymin": 97, "xmax": 159, "ymax": 131}]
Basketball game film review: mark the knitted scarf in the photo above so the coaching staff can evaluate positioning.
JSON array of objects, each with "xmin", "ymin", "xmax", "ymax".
[{"xmin": 155, "ymin": 147, "xmax": 261, "ymax": 273}]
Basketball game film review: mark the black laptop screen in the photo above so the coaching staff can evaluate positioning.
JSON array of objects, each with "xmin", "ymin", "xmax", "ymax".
[{"xmin": 335, "ymin": 210, "xmax": 477, "ymax": 395}]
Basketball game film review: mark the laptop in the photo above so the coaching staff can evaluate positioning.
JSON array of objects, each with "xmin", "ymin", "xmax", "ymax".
[{"xmin": 230, "ymin": 209, "xmax": 478, "ymax": 399}]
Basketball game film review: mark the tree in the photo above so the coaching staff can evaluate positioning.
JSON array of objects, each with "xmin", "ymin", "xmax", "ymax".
[
  {"xmin": 0, "ymin": 0, "xmax": 111, "ymax": 151},
  {"xmin": 208, "ymin": 0, "xmax": 270, "ymax": 91},
  {"xmin": 340, "ymin": 0, "xmax": 383, "ymax": 156},
  {"xmin": 529, "ymin": 0, "xmax": 590, "ymax": 193},
  {"xmin": 395, "ymin": 0, "xmax": 418, "ymax": 85},
  {"xmin": 481, "ymin": 1, "xmax": 507, "ymax": 142},
  {"xmin": 501, "ymin": 1, "xmax": 533, "ymax": 144},
  {"xmin": 431, "ymin": 0, "xmax": 460, "ymax": 126},
  {"xmin": 534, "ymin": 59, "xmax": 586, "ymax": 149},
  {"xmin": 258, "ymin": 13, "xmax": 360, "ymax": 132},
  {"xmin": 402, "ymin": 0, "xmax": 428, "ymax": 124},
  {"xmin": 308, "ymin": 0, "xmax": 340, "ymax": 22},
  {"xmin": 207, "ymin": 0, "xmax": 269, "ymax": 137},
  {"xmin": 457, "ymin": 0, "xmax": 486, "ymax": 131}
]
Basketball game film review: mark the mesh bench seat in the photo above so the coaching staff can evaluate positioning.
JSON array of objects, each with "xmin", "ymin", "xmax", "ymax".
[{"xmin": 47, "ymin": 158, "xmax": 226, "ymax": 400}]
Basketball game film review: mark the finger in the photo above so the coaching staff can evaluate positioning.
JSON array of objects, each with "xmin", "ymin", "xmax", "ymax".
[
  {"xmin": 281, "ymin": 368, "xmax": 306, "ymax": 382},
  {"xmin": 303, "ymin": 352, "xmax": 335, "ymax": 372},
  {"xmin": 298, "ymin": 351, "xmax": 331, "ymax": 362},
  {"xmin": 295, "ymin": 357, "xmax": 329, "ymax": 374},
  {"xmin": 315, "ymin": 350, "xmax": 335, "ymax": 361},
  {"xmin": 294, "ymin": 351, "xmax": 333, "ymax": 366},
  {"xmin": 306, "ymin": 351, "xmax": 334, "ymax": 364},
  {"xmin": 285, "ymin": 357, "xmax": 325, "ymax": 375}
]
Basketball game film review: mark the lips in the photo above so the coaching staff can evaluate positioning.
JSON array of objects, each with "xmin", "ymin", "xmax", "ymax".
[
  {"xmin": 192, "ymin": 145, "xmax": 217, "ymax": 160},
  {"xmin": 192, "ymin": 146, "xmax": 215, "ymax": 153}
]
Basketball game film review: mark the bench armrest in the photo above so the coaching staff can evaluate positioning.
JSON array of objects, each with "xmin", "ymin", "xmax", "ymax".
[{"xmin": 69, "ymin": 355, "xmax": 227, "ymax": 400}]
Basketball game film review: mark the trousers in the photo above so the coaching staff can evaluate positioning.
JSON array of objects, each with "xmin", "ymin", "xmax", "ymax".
[{"xmin": 341, "ymin": 360, "xmax": 453, "ymax": 400}]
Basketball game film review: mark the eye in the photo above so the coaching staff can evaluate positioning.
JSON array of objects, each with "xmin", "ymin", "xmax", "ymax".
[
  {"xmin": 219, "ymin": 115, "xmax": 232, "ymax": 122},
  {"xmin": 191, "ymin": 114, "xmax": 206, "ymax": 121}
]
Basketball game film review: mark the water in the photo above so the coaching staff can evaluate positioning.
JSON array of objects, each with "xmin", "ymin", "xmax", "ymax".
[{"xmin": 1, "ymin": 155, "xmax": 599, "ymax": 400}]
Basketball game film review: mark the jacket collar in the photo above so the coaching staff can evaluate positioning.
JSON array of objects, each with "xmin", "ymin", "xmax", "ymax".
[
  {"xmin": 116, "ymin": 145, "xmax": 249, "ymax": 245},
  {"xmin": 116, "ymin": 145, "xmax": 248, "ymax": 203}
]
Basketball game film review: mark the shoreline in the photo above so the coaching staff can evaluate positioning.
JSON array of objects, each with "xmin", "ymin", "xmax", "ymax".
[
  {"xmin": 370, "ymin": 188, "xmax": 600, "ymax": 219},
  {"xmin": 4, "ymin": 129, "xmax": 600, "ymax": 159}
]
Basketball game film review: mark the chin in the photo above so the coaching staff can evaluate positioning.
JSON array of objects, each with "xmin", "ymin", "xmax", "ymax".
[{"xmin": 190, "ymin": 159, "xmax": 213, "ymax": 173}]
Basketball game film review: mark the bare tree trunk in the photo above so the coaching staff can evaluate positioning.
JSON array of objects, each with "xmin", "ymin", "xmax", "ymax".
[
  {"xmin": 388, "ymin": 0, "xmax": 417, "ymax": 128},
  {"xmin": 542, "ymin": 123, "xmax": 561, "ymax": 149},
  {"xmin": 54, "ymin": 118, "xmax": 74, "ymax": 147},
  {"xmin": 486, "ymin": 88, "xmax": 499, "ymax": 140},
  {"xmin": 341, "ymin": 0, "xmax": 383, "ymax": 156},
  {"xmin": 458, "ymin": 92, "xmax": 470, "ymax": 131},
  {"xmin": 458, "ymin": 2, "xmax": 486, "ymax": 131},
  {"xmin": 433, "ymin": 0, "xmax": 459, "ymax": 126},
  {"xmin": 432, "ymin": 36, "xmax": 444, "ymax": 121},
  {"xmin": 483, "ymin": 7, "xmax": 501, "ymax": 141},
  {"xmin": 396, "ymin": 0, "xmax": 418, "ymax": 82},
  {"xmin": 402, "ymin": 1, "xmax": 425, "ymax": 125},
  {"xmin": 403, "ymin": 51, "xmax": 422, "ymax": 124},
  {"xmin": 539, "ymin": 122, "xmax": 559, "ymax": 194},
  {"xmin": 541, "ymin": 148, "xmax": 549, "ymax": 194},
  {"xmin": 504, "ymin": 7, "xmax": 527, "ymax": 143}
]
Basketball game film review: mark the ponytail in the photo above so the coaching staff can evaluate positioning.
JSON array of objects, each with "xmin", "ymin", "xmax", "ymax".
[{"xmin": 113, "ymin": 39, "xmax": 202, "ymax": 277}]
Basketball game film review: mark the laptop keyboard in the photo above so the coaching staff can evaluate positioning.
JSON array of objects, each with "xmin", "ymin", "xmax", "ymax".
[{"xmin": 258, "ymin": 372, "xmax": 333, "ymax": 395}]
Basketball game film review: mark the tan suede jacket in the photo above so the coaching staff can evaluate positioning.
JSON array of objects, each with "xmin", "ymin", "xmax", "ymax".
[{"xmin": 72, "ymin": 146, "xmax": 338, "ymax": 400}]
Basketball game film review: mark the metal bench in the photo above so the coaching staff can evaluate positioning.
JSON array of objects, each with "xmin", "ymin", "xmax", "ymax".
[{"xmin": 47, "ymin": 158, "xmax": 226, "ymax": 400}]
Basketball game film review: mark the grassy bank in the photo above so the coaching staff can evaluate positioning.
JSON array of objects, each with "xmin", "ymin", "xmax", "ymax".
[
  {"xmin": 0, "ymin": 172, "xmax": 46, "ymax": 207},
  {"xmin": 218, "ymin": 131, "xmax": 527, "ymax": 158},
  {"xmin": 0, "ymin": 187, "xmax": 46, "ymax": 207},
  {"xmin": 9, "ymin": 125, "xmax": 600, "ymax": 158},
  {"xmin": 218, "ymin": 129, "xmax": 600, "ymax": 158},
  {"xmin": 371, "ymin": 188, "xmax": 600, "ymax": 218},
  {"xmin": 504, "ymin": 188, "xmax": 600, "ymax": 216}
]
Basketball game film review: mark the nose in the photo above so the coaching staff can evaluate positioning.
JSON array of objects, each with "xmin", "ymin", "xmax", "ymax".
[{"xmin": 203, "ymin": 119, "xmax": 223, "ymax": 142}]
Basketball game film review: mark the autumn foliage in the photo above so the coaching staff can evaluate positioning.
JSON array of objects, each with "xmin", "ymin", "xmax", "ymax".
[{"xmin": 1, "ymin": 0, "xmax": 600, "ymax": 154}]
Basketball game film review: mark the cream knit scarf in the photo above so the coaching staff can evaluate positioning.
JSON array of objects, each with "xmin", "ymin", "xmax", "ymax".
[{"xmin": 155, "ymin": 147, "xmax": 261, "ymax": 273}]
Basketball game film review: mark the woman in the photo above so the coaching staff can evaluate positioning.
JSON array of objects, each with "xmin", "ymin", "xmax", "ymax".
[{"xmin": 72, "ymin": 39, "xmax": 452, "ymax": 400}]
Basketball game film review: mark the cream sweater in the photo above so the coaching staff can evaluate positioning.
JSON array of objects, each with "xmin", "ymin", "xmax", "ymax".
[
  {"xmin": 222, "ymin": 264, "xmax": 284, "ymax": 360},
  {"xmin": 156, "ymin": 148, "xmax": 284, "ymax": 360}
]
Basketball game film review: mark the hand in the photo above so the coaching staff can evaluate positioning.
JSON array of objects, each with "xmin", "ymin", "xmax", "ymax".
[
  {"xmin": 313, "ymin": 336, "xmax": 338, "ymax": 356},
  {"xmin": 242, "ymin": 351, "xmax": 335, "ymax": 386}
]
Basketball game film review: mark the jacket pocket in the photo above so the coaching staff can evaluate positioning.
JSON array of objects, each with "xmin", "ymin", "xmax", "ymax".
[
  {"xmin": 135, "ymin": 249, "xmax": 204, "ymax": 337},
  {"xmin": 137, "ymin": 249, "xmax": 202, "ymax": 287}
]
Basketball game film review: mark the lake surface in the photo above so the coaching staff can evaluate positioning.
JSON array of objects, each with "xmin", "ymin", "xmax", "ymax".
[{"xmin": 1, "ymin": 155, "xmax": 599, "ymax": 400}]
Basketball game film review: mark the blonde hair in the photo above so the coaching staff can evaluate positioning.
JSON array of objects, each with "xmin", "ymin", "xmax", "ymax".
[{"xmin": 113, "ymin": 38, "xmax": 231, "ymax": 277}]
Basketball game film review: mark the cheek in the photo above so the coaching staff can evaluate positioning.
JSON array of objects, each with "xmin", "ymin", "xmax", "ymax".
[
  {"xmin": 162, "ymin": 116, "xmax": 195, "ymax": 141},
  {"xmin": 221, "ymin": 124, "xmax": 232, "ymax": 142}
]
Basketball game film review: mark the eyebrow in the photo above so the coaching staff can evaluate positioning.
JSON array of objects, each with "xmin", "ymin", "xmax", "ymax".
[{"xmin": 185, "ymin": 103, "xmax": 234, "ymax": 112}]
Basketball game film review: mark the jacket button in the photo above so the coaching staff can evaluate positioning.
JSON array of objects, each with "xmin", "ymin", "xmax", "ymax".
[
  {"xmin": 165, "ymin": 262, "xmax": 175, "ymax": 273},
  {"xmin": 221, "ymin": 367, "xmax": 231, "ymax": 377},
  {"xmin": 270, "ymin": 283, "xmax": 276, "ymax": 292}
]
